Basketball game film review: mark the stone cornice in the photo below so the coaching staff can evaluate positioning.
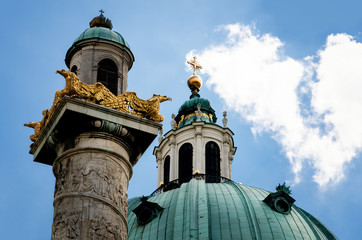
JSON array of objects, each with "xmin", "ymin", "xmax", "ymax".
[{"xmin": 30, "ymin": 96, "xmax": 162, "ymax": 166}]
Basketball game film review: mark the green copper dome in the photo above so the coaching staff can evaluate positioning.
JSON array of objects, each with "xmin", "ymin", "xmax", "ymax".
[
  {"xmin": 127, "ymin": 179, "xmax": 337, "ymax": 240},
  {"xmin": 65, "ymin": 13, "xmax": 134, "ymax": 68},
  {"xmin": 175, "ymin": 93, "xmax": 217, "ymax": 129},
  {"xmin": 73, "ymin": 27, "xmax": 130, "ymax": 48}
]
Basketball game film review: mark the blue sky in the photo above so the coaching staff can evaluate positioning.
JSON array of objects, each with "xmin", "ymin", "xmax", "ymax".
[{"xmin": 1, "ymin": 0, "xmax": 362, "ymax": 239}]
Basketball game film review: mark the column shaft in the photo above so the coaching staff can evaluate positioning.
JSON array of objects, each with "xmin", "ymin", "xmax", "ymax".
[{"xmin": 51, "ymin": 132, "xmax": 132, "ymax": 240}]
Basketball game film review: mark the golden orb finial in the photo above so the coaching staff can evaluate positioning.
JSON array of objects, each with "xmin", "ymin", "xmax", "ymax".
[{"xmin": 187, "ymin": 56, "xmax": 203, "ymax": 94}]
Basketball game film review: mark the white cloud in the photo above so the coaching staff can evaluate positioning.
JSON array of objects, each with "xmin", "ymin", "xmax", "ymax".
[{"xmin": 187, "ymin": 24, "xmax": 362, "ymax": 187}]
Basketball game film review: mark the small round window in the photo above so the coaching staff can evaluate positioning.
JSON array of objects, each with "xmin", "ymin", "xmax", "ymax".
[{"xmin": 274, "ymin": 197, "xmax": 291, "ymax": 214}]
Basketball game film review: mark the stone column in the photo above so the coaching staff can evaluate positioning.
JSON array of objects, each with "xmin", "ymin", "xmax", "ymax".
[
  {"xmin": 29, "ymin": 97, "xmax": 161, "ymax": 240},
  {"xmin": 52, "ymin": 132, "xmax": 131, "ymax": 240}
]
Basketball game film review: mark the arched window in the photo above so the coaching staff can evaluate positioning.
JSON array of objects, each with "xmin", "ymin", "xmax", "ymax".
[
  {"xmin": 97, "ymin": 59, "xmax": 118, "ymax": 95},
  {"xmin": 163, "ymin": 156, "xmax": 170, "ymax": 184},
  {"xmin": 71, "ymin": 65, "xmax": 78, "ymax": 75},
  {"xmin": 178, "ymin": 143, "xmax": 193, "ymax": 185},
  {"xmin": 205, "ymin": 141, "xmax": 221, "ymax": 183}
]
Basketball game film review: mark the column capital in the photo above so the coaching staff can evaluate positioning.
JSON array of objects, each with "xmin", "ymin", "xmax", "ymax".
[
  {"xmin": 29, "ymin": 96, "xmax": 162, "ymax": 166},
  {"xmin": 169, "ymin": 135, "xmax": 176, "ymax": 146},
  {"xmin": 156, "ymin": 151, "xmax": 162, "ymax": 162},
  {"xmin": 194, "ymin": 125, "xmax": 203, "ymax": 137}
]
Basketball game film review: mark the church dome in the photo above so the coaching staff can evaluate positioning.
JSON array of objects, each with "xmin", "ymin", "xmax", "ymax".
[
  {"xmin": 127, "ymin": 179, "xmax": 337, "ymax": 240},
  {"xmin": 138, "ymin": 56, "xmax": 337, "ymax": 240}
]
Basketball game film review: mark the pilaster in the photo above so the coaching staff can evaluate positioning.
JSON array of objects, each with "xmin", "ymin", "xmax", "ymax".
[
  {"xmin": 156, "ymin": 152, "xmax": 162, "ymax": 186},
  {"xmin": 194, "ymin": 125, "xmax": 203, "ymax": 173},
  {"xmin": 169, "ymin": 135, "xmax": 176, "ymax": 181},
  {"xmin": 222, "ymin": 134, "xmax": 230, "ymax": 178}
]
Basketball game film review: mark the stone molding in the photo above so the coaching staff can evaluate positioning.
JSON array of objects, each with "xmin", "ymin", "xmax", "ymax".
[{"xmin": 29, "ymin": 96, "xmax": 161, "ymax": 166}]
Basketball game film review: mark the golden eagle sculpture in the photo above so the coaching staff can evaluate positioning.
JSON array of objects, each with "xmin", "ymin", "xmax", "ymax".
[{"xmin": 25, "ymin": 69, "xmax": 171, "ymax": 142}]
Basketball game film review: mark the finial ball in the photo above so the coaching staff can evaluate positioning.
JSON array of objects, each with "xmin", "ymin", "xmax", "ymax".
[{"xmin": 187, "ymin": 75, "xmax": 202, "ymax": 94}]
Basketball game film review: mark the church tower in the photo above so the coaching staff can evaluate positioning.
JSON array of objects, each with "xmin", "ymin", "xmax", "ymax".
[{"xmin": 153, "ymin": 57, "xmax": 236, "ymax": 191}]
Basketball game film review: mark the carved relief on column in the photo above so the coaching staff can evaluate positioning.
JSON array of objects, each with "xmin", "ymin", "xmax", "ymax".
[
  {"xmin": 52, "ymin": 200, "xmax": 82, "ymax": 240},
  {"xmin": 51, "ymin": 132, "xmax": 132, "ymax": 240},
  {"xmin": 53, "ymin": 157, "xmax": 69, "ymax": 197},
  {"xmin": 52, "ymin": 197, "xmax": 127, "ymax": 240},
  {"xmin": 53, "ymin": 154, "xmax": 129, "ymax": 214}
]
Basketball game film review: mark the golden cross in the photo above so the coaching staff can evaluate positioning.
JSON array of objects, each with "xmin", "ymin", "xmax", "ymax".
[{"xmin": 187, "ymin": 56, "xmax": 202, "ymax": 75}]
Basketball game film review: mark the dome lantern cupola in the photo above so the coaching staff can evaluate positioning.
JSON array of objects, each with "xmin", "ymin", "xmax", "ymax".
[
  {"xmin": 175, "ymin": 56, "xmax": 217, "ymax": 129},
  {"xmin": 153, "ymin": 57, "xmax": 236, "ymax": 191},
  {"xmin": 65, "ymin": 10, "xmax": 135, "ymax": 95}
]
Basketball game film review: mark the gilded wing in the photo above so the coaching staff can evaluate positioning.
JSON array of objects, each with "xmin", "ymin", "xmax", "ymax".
[
  {"xmin": 128, "ymin": 92, "xmax": 150, "ymax": 113},
  {"xmin": 100, "ymin": 92, "xmax": 134, "ymax": 113},
  {"xmin": 78, "ymin": 82, "xmax": 116, "ymax": 103}
]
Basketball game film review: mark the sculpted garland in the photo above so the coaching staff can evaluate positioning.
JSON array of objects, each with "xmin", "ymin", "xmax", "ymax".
[{"xmin": 25, "ymin": 69, "xmax": 171, "ymax": 142}]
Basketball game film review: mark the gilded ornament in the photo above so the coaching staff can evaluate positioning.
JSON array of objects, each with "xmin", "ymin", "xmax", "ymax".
[
  {"xmin": 187, "ymin": 56, "xmax": 203, "ymax": 94},
  {"xmin": 25, "ymin": 69, "xmax": 171, "ymax": 143},
  {"xmin": 176, "ymin": 112, "xmax": 213, "ymax": 128},
  {"xmin": 187, "ymin": 56, "xmax": 202, "ymax": 75}
]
